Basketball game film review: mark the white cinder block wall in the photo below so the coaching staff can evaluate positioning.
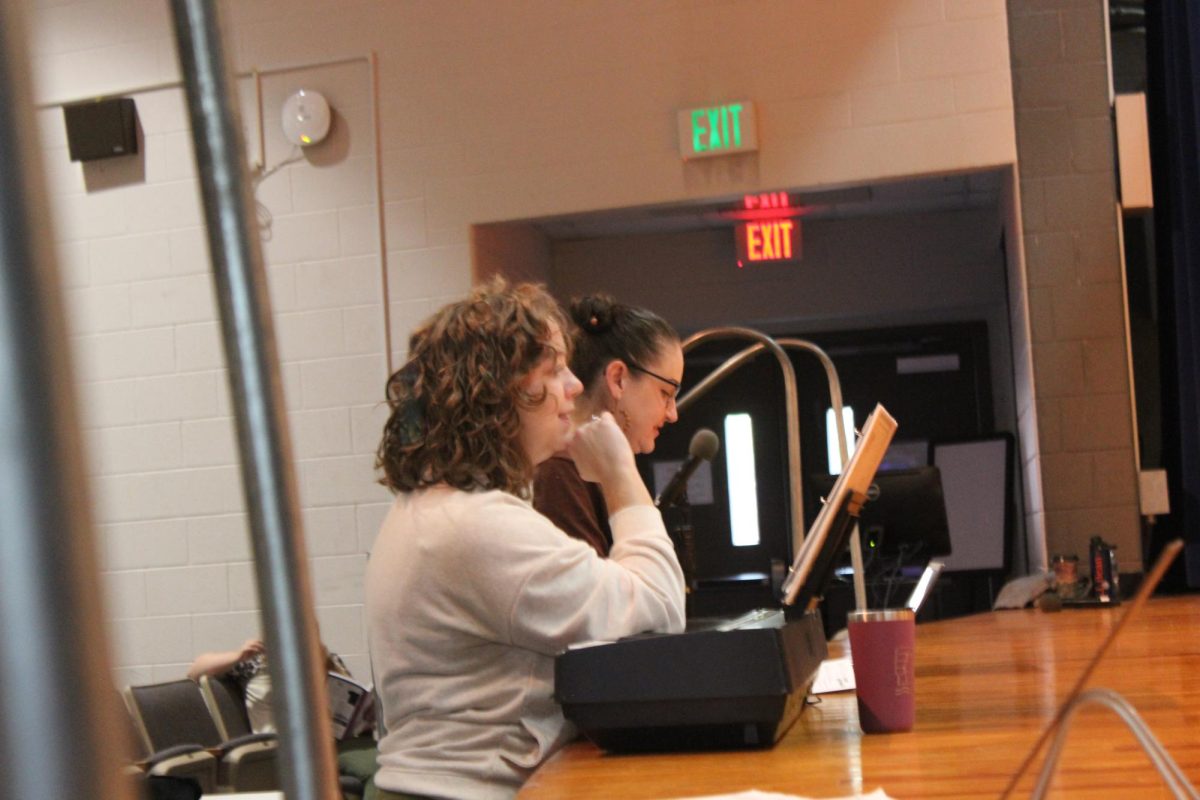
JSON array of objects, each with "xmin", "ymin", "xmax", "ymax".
[
  {"xmin": 33, "ymin": 7, "xmax": 397, "ymax": 685},
  {"xmin": 27, "ymin": 0, "xmax": 1017, "ymax": 682}
]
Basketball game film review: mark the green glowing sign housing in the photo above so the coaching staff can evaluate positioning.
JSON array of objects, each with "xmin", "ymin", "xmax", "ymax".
[{"xmin": 678, "ymin": 100, "xmax": 758, "ymax": 160}]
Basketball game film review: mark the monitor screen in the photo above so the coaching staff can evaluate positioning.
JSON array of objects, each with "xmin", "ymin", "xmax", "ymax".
[{"xmin": 809, "ymin": 465, "xmax": 952, "ymax": 569}]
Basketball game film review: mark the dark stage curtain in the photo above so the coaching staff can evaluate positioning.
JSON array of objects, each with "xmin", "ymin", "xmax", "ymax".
[{"xmin": 1146, "ymin": 0, "xmax": 1200, "ymax": 586}]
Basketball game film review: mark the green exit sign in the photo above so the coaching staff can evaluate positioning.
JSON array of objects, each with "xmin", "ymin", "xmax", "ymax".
[{"xmin": 678, "ymin": 101, "xmax": 758, "ymax": 160}]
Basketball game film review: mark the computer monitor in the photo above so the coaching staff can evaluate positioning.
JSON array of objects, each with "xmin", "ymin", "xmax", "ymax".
[{"xmin": 809, "ymin": 465, "xmax": 953, "ymax": 571}]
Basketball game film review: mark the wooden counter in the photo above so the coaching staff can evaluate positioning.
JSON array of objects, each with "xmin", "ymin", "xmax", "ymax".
[{"xmin": 521, "ymin": 595, "xmax": 1200, "ymax": 799}]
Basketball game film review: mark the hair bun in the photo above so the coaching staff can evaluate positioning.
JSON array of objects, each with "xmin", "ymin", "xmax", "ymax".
[{"xmin": 571, "ymin": 295, "xmax": 616, "ymax": 335}]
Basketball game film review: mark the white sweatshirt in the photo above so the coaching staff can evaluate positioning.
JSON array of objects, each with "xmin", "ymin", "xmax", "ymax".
[{"xmin": 365, "ymin": 486, "xmax": 685, "ymax": 800}]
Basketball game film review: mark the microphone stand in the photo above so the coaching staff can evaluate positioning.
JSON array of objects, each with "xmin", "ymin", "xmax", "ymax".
[
  {"xmin": 677, "ymin": 333, "xmax": 868, "ymax": 613},
  {"xmin": 661, "ymin": 497, "xmax": 698, "ymax": 597}
]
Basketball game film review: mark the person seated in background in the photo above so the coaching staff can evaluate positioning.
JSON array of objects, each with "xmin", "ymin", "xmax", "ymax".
[
  {"xmin": 187, "ymin": 638, "xmax": 351, "ymax": 734},
  {"xmin": 366, "ymin": 279, "xmax": 685, "ymax": 799},
  {"xmin": 533, "ymin": 294, "xmax": 683, "ymax": 556},
  {"xmin": 189, "ymin": 638, "xmax": 380, "ymax": 799}
]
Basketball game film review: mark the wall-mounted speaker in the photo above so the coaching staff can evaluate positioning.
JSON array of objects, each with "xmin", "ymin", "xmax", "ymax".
[{"xmin": 62, "ymin": 98, "xmax": 139, "ymax": 162}]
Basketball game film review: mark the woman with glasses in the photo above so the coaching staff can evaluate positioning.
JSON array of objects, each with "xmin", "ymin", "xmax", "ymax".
[{"xmin": 534, "ymin": 294, "xmax": 684, "ymax": 556}]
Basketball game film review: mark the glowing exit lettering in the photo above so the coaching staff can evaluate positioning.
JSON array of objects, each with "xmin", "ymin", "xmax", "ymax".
[
  {"xmin": 693, "ymin": 104, "xmax": 744, "ymax": 152},
  {"xmin": 733, "ymin": 191, "xmax": 804, "ymax": 266},
  {"xmin": 678, "ymin": 100, "xmax": 758, "ymax": 160},
  {"xmin": 739, "ymin": 220, "xmax": 798, "ymax": 262}
]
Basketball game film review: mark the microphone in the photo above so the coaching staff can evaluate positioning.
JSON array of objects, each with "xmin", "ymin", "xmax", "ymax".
[{"xmin": 655, "ymin": 428, "xmax": 720, "ymax": 508}]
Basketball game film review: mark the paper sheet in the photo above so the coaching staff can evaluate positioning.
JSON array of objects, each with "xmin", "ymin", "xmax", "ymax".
[{"xmin": 810, "ymin": 655, "xmax": 856, "ymax": 694}]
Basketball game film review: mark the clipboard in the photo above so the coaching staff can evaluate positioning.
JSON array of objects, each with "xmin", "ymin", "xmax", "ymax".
[{"xmin": 780, "ymin": 403, "xmax": 898, "ymax": 609}]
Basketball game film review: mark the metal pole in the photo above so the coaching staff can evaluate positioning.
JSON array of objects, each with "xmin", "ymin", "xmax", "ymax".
[
  {"xmin": 680, "ymin": 328, "xmax": 805, "ymax": 562},
  {"xmin": 678, "ymin": 335, "xmax": 869, "ymax": 610},
  {"xmin": 0, "ymin": 1, "xmax": 134, "ymax": 798},
  {"xmin": 776, "ymin": 338, "xmax": 868, "ymax": 612},
  {"xmin": 167, "ymin": 3, "xmax": 339, "ymax": 799}
]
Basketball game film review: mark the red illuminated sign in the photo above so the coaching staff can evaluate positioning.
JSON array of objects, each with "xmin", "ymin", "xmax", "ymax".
[
  {"xmin": 743, "ymin": 192, "xmax": 790, "ymax": 212},
  {"xmin": 737, "ymin": 220, "xmax": 798, "ymax": 262},
  {"xmin": 733, "ymin": 192, "xmax": 803, "ymax": 266}
]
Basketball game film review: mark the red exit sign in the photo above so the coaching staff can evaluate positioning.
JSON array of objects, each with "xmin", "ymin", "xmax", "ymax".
[
  {"xmin": 734, "ymin": 192, "xmax": 803, "ymax": 266},
  {"xmin": 737, "ymin": 220, "xmax": 799, "ymax": 263}
]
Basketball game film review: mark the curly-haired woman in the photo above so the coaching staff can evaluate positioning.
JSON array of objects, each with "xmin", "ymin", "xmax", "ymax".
[
  {"xmin": 365, "ymin": 280, "xmax": 685, "ymax": 800},
  {"xmin": 533, "ymin": 295, "xmax": 683, "ymax": 556}
]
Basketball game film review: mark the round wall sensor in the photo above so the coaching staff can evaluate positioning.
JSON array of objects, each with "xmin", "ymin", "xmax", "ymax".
[{"xmin": 281, "ymin": 89, "xmax": 331, "ymax": 146}]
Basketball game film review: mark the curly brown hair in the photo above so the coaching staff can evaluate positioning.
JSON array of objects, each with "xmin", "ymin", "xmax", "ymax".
[{"xmin": 376, "ymin": 279, "xmax": 568, "ymax": 498}]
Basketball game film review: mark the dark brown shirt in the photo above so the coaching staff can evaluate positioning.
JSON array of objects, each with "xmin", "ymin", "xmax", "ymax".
[{"xmin": 533, "ymin": 454, "xmax": 612, "ymax": 557}]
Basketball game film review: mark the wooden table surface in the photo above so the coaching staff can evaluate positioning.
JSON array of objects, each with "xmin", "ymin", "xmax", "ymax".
[{"xmin": 520, "ymin": 595, "xmax": 1200, "ymax": 799}]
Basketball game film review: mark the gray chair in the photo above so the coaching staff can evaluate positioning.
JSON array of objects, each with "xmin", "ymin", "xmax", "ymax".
[
  {"xmin": 201, "ymin": 673, "xmax": 367, "ymax": 799},
  {"xmin": 125, "ymin": 679, "xmax": 278, "ymax": 793},
  {"xmin": 199, "ymin": 673, "xmax": 274, "ymax": 743},
  {"xmin": 120, "ymin": 689, "xmax": 217, "ymax": 794}
]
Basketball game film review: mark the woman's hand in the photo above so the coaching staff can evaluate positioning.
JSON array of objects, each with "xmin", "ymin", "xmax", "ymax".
[
  {"xmin": 567, "ymin": 412, "xmax": 634, "ymax": 483},
  {"xmin": 567, "ymin": 411, "xmax": 652, "ymax": 511},
  {"xmin": 239, "ymin": 639, "xmax": 266, "ymax": 661}
]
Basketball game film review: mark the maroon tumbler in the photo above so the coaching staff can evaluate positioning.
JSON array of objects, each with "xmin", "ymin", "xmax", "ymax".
[{"xmin": 848, "ymin": 608, "xmax": 916, "ymax": 733}]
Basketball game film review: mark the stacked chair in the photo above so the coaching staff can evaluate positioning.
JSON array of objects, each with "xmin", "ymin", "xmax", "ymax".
[{"xmin": 124, "ymin": 679, "xmax": 279, "ymax": 793}]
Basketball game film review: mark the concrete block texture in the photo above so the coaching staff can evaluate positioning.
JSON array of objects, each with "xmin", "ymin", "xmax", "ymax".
[
  {"xmin": 1039, "ymin": 450, "xmax": 1095, "ymax": 509},
  {"xmin": 1060, "ymin": 391, "xmax": 1135, "ymax": 452},
  {"xmin": 1008, "ymin": 12, "xmax": 1063, "ymax": 69},
  {"xmin": 1015, "ymin": 106, "xmax": 1074, "ymax": 176},
  {"xmin": 1081, "ymin": 336, "xmax": 1132, "ymax": 395},
  {"xmin": 1010, "ymin": 0, "xmax": 1139, "ymax": 570},
  {"xmin": 1024, "ymin": 230, "xmax": 1077, "ymax": 287},
  {"xmin": 1070, "ymin": 115, "xmax": 1117, "ymax": 174},
  {"xmin": 1042, "ymin": 172, "xmax": 1118, "ymax": 231},
  {"xmin": 1060, "ymin": 5, "xmax": 1109, "ymax": 64},
  {"xmin": 1051, "ymin": 281, "xmax": 1126, "ymax": 339},
  {"xmin": 1092, "ymin": 448, "xmax": 1139, "ymax": 507},
  {"xmin": 1032, "ymin": 339, "xmax": 1085, "ymax": 397},
  {"xmin": 1012, "ymin": 62, "xmax": 1110, "ymax": 117},
  {"xmin": 1036, "ymin": 395, "xmax": 1064, "ymax": 453}
]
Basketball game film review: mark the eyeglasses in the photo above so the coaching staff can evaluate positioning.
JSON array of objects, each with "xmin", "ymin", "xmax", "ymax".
[{"xmin": 627, "ymin": 362, "xmax": 681, "ymax": 397}]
